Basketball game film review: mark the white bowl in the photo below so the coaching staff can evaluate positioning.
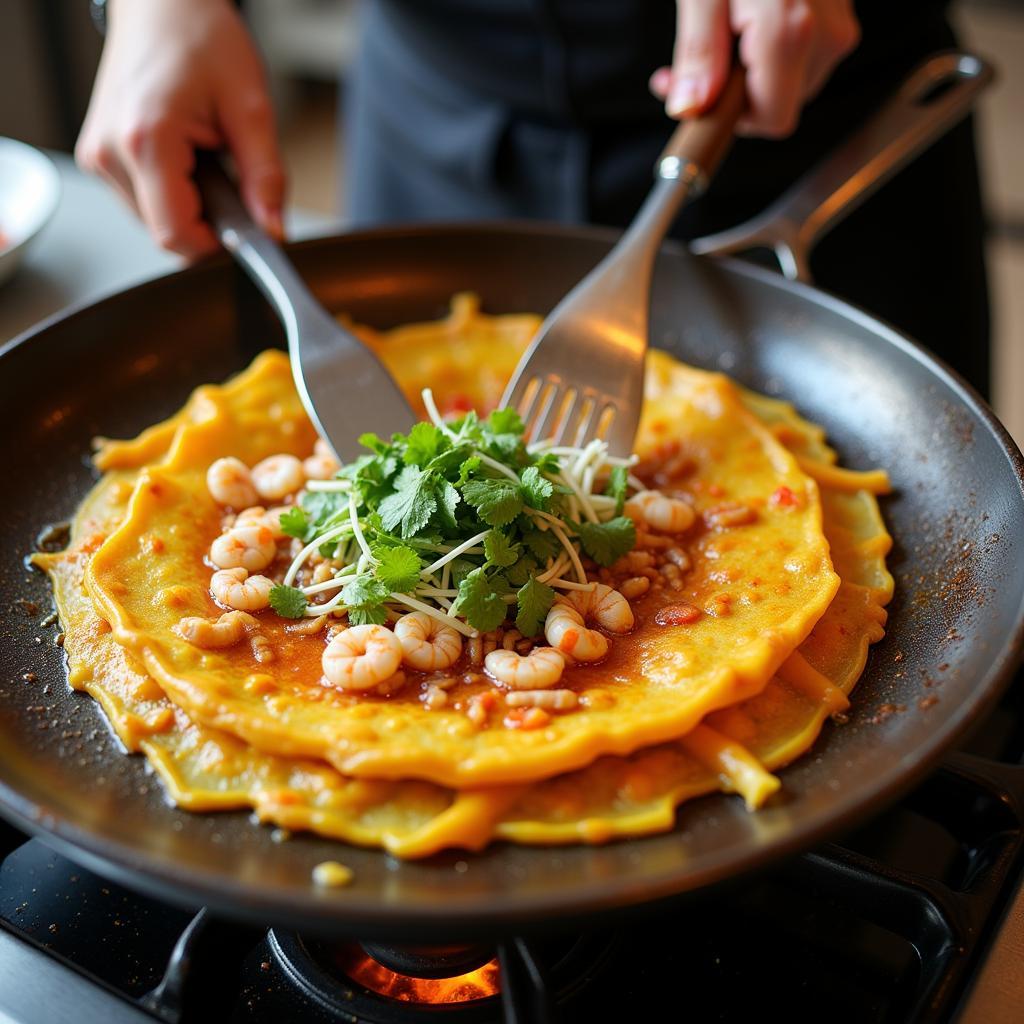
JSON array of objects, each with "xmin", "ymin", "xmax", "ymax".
[{"xmin": 0, "ymin": 138, "xmax": 61, "ymax": 286}]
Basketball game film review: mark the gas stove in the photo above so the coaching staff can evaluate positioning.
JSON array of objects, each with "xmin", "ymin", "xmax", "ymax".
[{"xmin": 1, "ymin": 678, "xmax": 1021, "ymax": 1024}]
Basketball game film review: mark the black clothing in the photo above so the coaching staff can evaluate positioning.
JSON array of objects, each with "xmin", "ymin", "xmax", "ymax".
[{"xmin": 345, "ymin": 0, "xmax": 990, "ymax": 396}]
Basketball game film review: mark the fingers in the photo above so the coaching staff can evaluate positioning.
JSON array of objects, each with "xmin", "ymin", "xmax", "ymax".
[
  {"xmin": 121, "ymin": 121, "xmax": 220, "ymax": 259},
  {"xmin": 732, "ymin": 0, "xmax": 813, "ymax": 138},
  {"xmin": 652, "ymin": 1, "xmax": 862, "ymax": 139},
  {"xmin": 666, "ymin": 0, "xmax": 733, "ymax": 118},
  {"xmin": 77, "ymin": 111, "xmax": 222, "ymax": 259},
  {"xmin": 217, "ymin": 82, "xmax": 287, "ymax": 240},
  {"xmin": 803, "ymin": 1, "xmax": 860, "ymax": 99},
  {"xmin": 731, "ymin": 0, "xmax": 860, "ymax": 138},
  {"xmin": 75, "ymin": 132, "xmax": 139, "ymax": 215}
]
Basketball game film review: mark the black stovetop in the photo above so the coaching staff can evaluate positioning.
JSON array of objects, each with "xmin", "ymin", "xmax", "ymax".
[{"xmin": 1, "ymin": 679, "xmax": 1022, "ymax": 1024}]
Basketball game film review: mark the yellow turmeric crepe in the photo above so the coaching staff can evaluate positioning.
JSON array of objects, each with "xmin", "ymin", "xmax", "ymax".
[
  {"xmin": 36, "ymin": 326, "xmax": 890, "ymax": 856},
  {"xmin": 84, "ymin": 345, "xmax": 840, "ymax": 788}
]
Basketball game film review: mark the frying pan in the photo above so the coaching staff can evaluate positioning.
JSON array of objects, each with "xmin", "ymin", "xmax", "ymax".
[{"xmin": 1, "ymin": 53, "xmax": 1022, "ymax": 942}]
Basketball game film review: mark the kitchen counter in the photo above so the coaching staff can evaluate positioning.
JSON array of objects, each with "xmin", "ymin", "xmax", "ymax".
[{"xmin": 0, "ymin": 151, "xmax": 334, "ymax": 347}]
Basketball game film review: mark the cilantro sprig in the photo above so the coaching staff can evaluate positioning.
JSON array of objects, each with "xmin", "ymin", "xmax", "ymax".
[{"xmin": 273, "ymin": 392, "xmax": 641, "ymax": 634}]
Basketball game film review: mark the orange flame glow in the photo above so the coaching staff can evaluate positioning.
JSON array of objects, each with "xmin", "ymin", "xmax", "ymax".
[{"xmin": 336, "ymin": 948, "xmax": 501, "ymax": 1004}]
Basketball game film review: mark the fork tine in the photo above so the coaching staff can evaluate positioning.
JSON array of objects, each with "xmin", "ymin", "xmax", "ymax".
[
  {"xmin": 548, "ymin": 387, "xmax": 581, "ymax": 447},
  {"xmin": 530, "ymin": 380, "xmax": 568, "ymax": 444},
  {"xmin": 567, "ymin": 391, "xmax": 599, "ymax": 448},
  {"xmin": 595, "ymin": 402, "xmax": 617, "ymax": 442},
  {"xmin": 551, "ymin": 389, "xmax": 587, "ymax": 448},
  {"xmin": 518, "ymin": 378, "xmax": 554, "ymax": 442},
  {"xmin": 510, "ymin": 376, "xmax": 539, "ymax": 426}
]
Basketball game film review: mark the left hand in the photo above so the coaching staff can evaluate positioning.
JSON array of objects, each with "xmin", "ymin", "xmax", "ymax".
[{"xmin": 649, "ymin": 0, "xmax": 861, "ymax": 138}]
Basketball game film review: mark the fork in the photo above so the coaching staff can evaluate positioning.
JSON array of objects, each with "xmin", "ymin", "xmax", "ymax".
[
  {"xmin": 501, "ymin": 67, "xmax": 746, "ymax": 456},
  {"xmin": 194, "ymin": 153, "xmax": 414, "ymax": 461}
]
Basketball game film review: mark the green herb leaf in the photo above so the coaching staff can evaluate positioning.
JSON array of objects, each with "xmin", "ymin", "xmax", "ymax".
[
  {"xmin": 575, "ymin": 516, "xmax": 636, "ymax": 567},
  {"xmin": 457, "ymin": 455, "xmax": 481, "ymax": 486},
  {"xmin": 482, "ymin": 431, "xmax": 524, "ymax": 464},
  {"xmin": 515, "ymin": 576, "xmax": 555, "ymax": 637},
  {"xmin": 341, "ymin": 573, "xmax": 389, "ymax": 614},
  {"xmin": 349, "ymin": 605, "xmax": 388, "ymax": 626},
  {"xmin": 340, "ymin": 451, "xmax": 397, "ymax": 507},
  {"xmin": 404, "ymin": 422, "xmax": 448, "ymax": 466},
  {"xmin": 372, "ymin": 544, "xmax": 422, "ymax": 592},
  {"xmin": 505, "ymin": 554, "xmax": 538, "ymax": 587},
  {"xmin": 448, "ymin": 557, "xmax": 477, "ymax": 587},
  {"xmin": 269, "ymin": 584, "xmax": 307, "ymax": 619},
  {"xmin": 533, "ymin": 452, "xmax": 561, "ymax": 475},
  {"xmin": 451, "ymin": 567, "xmax": 508, "ymax": 632},
  {"xmin": 604, "ymin": 465, "xmax": 629, "ymax": 515},
  {"xmin": 486, "ymin": 408, "xmax": 523, "ymax": 435},
  {"xmin": 437, "ymin": 480, "xmax": 461, "ymax": 528},
  {"xmin": 358, "ymin": 432, "xmax": 390, "ymax": 454},
  {"xmin": 520, "ymin": 466, "xmax": 554, "ymax": 511},
  {"xmin": 300, "ymin": 489, "xmax": 346, "ymax": 531},
  {"xmin": 521, "ymin": 528, "xmax": 560, "ymax": 563},
  {"xmin": 378, "ymin": 465, "xmax": 437, "ymax": 538},
  {"xmin": 278, "ymin": 506, "xmax": 309, "ymax": 539},
  {"xmin": 483, "ymin": 529, "xmax": 520, "ymax": 568},
  {"xmin": 462, "ymin": 478, "xmax": 524, "ymax": 527}
]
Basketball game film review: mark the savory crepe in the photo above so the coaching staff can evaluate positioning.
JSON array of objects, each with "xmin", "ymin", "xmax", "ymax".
[
  {"xmin": 84, "ymin": 348, "xmax": 839, "ymax": 787},
  {"xmin": 36, "ymin": 327, "xmax": 889, "ymax": 855}
]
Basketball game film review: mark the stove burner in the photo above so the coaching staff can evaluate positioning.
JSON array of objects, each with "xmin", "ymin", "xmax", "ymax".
[
  {"xmin": 360, "ymin": 942, "xmax": 494, "ymax": 979},
  {"xmin": 269, "ymin": 929, "xmax": 617, "ymax": 1023},
  {"xmin": 342, "ymin": 948, "xmax": 501, "ymax": 1005}
]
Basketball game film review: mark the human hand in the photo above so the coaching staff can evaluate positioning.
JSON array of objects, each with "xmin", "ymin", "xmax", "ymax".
[
  {"xmin": 76, "ymin": 0, "xmax": 285, "ymax": 259},
  {"xmin": 649, "ymin": 0, "xmax": 860, "ymax": 138}
]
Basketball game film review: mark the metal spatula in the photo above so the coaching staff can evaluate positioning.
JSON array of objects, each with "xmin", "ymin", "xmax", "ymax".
[
  {"xmin": 195, "ymin": 155, "xmax": 414, "ymax": 460},
  {"xmin": 501, "ymin": 67, "xmax": 747, "ymax": 456}
]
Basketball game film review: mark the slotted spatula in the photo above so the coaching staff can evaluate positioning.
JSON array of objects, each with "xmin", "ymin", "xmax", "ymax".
[
  {"xmin": 501, "ymin": 67, "xmax": 747, "ymax": 456},
  {"xmin": 195, "ymin": 154, "xmax": 414, "ymax": 460}
]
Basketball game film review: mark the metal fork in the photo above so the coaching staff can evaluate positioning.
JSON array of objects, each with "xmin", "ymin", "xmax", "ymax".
[
  {"xmin": 195, "ymin": 154, "xmax": 414, "ymax": 461},
  {"xmin": 501, "ymin": 67, "xmax": 746, "ymax": 456}
]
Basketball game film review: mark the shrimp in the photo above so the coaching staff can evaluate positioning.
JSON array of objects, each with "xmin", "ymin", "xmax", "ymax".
[
  {"xmin": 544, "ymin": 603, "xmax": 608, "ymax": 661},
  {"xmin": 234, "ymin": 505, "xmax": 268, "ymax": 528},
  {"xmin": 206, "ymin": 457, "xmax": 258, "ymax": 509},
  {"xmin": 177, "ymin": 610, "xmax": 258, "ymax": 649},
  {"xmin": 544, "ymin": 583, "xmax": 633, "ymax": 661},
  {"xmin": 303, "ymin": 440, "xmax": 340, "ymax": 481},
  {"xmin": 484, "ymin": 647, "xmax": 565, "ymax": 690},
  {"xmin": 209, "ymin": 524, "xmax": 277, "ymax": 572},
  {"xmin": 321, "ymin": 624, "xmax": 403, "ymax": 692},
  {"xmin": 251, "ymin": 453, "xmax": 305, "ymax": 501},
  {"xmin": 210, "ymin": 567, "xmax": 274, "ymax": 611},
  {"xmin": 236, "ymin": 504, "xmax": 292, "ymax": 540},
  {"xmin": 625, "ymin": 489, "xmax": 696, "ymax": 534},
  {"xmin": 393, "ymin": 612, "xmax": 463, "ymax": 671}
]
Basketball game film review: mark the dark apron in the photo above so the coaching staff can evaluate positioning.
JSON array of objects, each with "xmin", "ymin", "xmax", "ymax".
[{"xmin": 344, "ymin": 0, "xmax": 990, "ymax": 396}]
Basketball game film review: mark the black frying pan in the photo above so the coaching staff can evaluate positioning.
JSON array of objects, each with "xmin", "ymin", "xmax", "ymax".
[{"xmin": 1, "ymin": 62, "xmax": 1022, "ymax": 944}]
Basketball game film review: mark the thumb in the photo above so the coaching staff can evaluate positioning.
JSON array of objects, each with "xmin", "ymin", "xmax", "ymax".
[
  {"xmin": 218, "ymin": 87, "xmax": 287, "ymax": 239},
  {"xmin": 667, "ymin": 0, "xmax": 732, "ymax": 118}
]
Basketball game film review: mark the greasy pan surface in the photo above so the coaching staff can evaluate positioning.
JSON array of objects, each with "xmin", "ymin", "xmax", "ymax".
[{"xmin": 1, "ymin": 224, "xmax": 1022, "ymax": 940}]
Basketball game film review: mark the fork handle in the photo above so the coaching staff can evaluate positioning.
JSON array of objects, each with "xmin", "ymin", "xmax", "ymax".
[
  {"xmin": 656, "ymin": 64, "xmax": 747, "ymax": 191},
  {"xmin": 193, "ymin": 151, "xmax": 343, "ymax": 343},
  {"xmin": 193, "ymin": 151, "xmax": 415, "ymax": 458}
]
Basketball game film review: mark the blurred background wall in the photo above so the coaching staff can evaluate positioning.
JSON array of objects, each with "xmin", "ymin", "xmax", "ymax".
[{"xmin": 1, "ymin": 0, "xmax": 1021, "ymax": 438}]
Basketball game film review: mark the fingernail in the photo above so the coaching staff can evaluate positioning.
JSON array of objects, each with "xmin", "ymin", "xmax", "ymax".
[{"xmin": 668, "ymin": 76, "xmax": 703, "ymax": 117}]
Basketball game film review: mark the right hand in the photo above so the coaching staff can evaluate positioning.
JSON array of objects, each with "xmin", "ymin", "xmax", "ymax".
[{"xmin": 76, "ymin": 0, "xmax": 285, "ymax": 259}]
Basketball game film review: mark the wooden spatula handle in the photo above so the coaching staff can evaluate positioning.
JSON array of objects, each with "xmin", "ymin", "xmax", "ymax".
[{"xmin": 657, "ymin": 64, "xmax": 747, "ymax": 189}]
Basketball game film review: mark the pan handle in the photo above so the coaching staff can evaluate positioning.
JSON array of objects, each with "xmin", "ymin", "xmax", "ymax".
[{"xmin": 689, "ymin": 51, "xmax": 994, "ymax": 283}]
